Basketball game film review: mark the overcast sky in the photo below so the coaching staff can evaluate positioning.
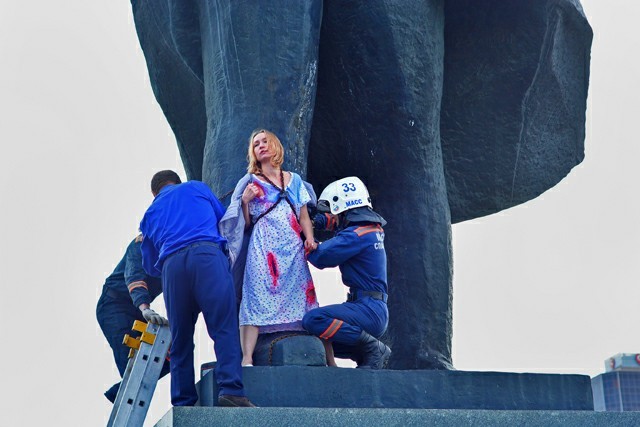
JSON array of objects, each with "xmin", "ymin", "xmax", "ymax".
[{"xmin": 0, "ymin": 1, "xmax": 637, "ymax": 425}]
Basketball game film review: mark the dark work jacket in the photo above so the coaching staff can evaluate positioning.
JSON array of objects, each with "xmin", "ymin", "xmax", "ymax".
[{"xmin": 100, "ymin": 236, "xmax": 162, "ymax": 309}]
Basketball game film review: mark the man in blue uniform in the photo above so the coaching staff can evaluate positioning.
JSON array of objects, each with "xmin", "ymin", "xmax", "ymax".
[
  {"xmin": 139, "ymin": 170, "xmax": 254, "ymax": 407},
  {"xmin": 96, "ymin": 235, "xmax": 168, "ymax": 403},
  {"xmin": 303, "ymin": 177, "xmax": 391, "ymax": 369}
]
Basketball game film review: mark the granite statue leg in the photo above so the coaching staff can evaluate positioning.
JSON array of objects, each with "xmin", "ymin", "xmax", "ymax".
[
  {"xmin": 132, "ymin": 0, "xmax": 323, "ymax": 189},
  {"xmin": 195, "ymin": 0, "xmax": 323, "ymax": 193},
  {"xmin": 308, "ymin": 0, "xmax": 453, "ymax": 369},
  {"xmin": 130, "ymin": 0, "xmax": 207, "ymax": 180}
]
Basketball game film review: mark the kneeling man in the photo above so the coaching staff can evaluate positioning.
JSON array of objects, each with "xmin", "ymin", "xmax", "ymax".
[{"xmin": 303, "ymin": 177, "xmax": 391, "ymax": 369}]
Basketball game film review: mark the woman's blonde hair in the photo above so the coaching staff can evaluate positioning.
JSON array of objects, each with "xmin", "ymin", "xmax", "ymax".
[{"xmin": 246, "ymin": 129, "xmax": 284, "ymax": 174}]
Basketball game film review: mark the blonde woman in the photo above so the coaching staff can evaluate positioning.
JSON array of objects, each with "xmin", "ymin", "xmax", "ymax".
[{"xmin": 224, "ymin": 129, "xmax": 319, "ymax": 367}]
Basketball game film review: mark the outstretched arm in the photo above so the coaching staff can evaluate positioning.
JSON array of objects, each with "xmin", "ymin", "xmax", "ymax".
[
  {"xmin": 307, "ymin": 231, "xmax": 361, "ymax": 269},
  {"xmin": 125, "ymin": 237, "xmax": 154, "ymax": 309},
  {"xmin": 127, "ymin": 237, "xmax": 168, "ymax": 325}
]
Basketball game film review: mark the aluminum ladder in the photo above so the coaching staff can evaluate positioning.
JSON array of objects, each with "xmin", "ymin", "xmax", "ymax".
[{"xmin": 107, "ymin": 320, "xmax": 171, "ymax": 427}]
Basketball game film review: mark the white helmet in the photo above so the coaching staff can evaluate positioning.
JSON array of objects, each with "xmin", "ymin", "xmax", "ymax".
[{"xmin": 317, "ymin": 176, "xmax": 372, "ymax": 215}]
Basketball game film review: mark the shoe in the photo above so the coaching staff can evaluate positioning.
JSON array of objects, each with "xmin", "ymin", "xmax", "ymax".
[
  {"xmin": 356, "ymin": 331, "xmax": 391, "ymax": 369},
  {"xmin": 218, "ymin": 395, "xmax": 257, "ymax": 407},
  {"xmin": 104, "ymin": 381, "xmax": 120, "ymax": 403}
]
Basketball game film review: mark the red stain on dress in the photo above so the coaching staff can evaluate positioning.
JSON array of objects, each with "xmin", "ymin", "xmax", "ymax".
[
  {"xmin": 290, "ymin": 212, "xmax": 302, "ymax": 235},
  {"xmin": 252, "ymin": 181, "xmax": 266, "ymax": 199},
  {"xmin": 305, "ymin": 280, "xmax": 317, "ymax": 305},
  {"xmin": 267, "ymin": 252, "xmax": 279, "ymax": 288}
]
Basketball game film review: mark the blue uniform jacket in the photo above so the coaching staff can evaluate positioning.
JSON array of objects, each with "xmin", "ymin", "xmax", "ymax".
[
  {"xmin": 140, "ymin": 181, "xmax": 227, "ymax": 276},
  {"xmin": 307, "ymin": 222, "xmax": 387, "ymax": 294},
  {"xmin": 101, "ymin": 236, "xmax": 162, "ymax": 308}
]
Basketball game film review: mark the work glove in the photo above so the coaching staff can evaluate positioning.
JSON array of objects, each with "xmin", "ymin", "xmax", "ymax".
[{"xmin": 142, "ymin": 308, "xmax": 169, "ymax": 326}]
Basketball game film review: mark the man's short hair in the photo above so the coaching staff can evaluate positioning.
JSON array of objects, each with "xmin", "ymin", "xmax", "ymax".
[{"xmin": 151, "ymin": 170, "xmax": 182, "ymax": 195}]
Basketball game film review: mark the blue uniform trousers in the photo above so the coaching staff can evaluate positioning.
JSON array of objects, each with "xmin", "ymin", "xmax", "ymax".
[
  {"xmin": 302, "ymin": 297, "xmax": 388, "ymax": 361},
  {"xmin": 96, "ymin": 290, "xmax": 170, "ymax": 402},
  {"xmin": 162, "ymin": 242, "xmax": 244, "ymax": 406}
]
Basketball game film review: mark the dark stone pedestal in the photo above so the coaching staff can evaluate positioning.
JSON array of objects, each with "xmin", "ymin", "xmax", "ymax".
[
  {"xmin": 156, "ymin": 407, "xmax": 640, "ymax": 427},
  {"xmin": 153, "ymin": 365, "xmax": 636, "ymax": 427},
  {"xmin": 197, "ymin": 366, "xmax": 593, "ymax": 410}
]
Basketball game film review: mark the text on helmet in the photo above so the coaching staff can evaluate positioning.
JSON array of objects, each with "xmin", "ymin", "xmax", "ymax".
[{"xmin": 342, "ymin": 182, "xmax": 357, "ymax": 192}]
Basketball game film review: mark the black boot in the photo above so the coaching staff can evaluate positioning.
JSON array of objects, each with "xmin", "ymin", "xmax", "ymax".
[{"xmin": 356, "ymin": 331, "xmax": 391, "ymax": 369}]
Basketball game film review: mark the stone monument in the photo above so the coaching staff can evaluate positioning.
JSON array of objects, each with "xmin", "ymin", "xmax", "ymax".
[{"xmin": 129, "ymin": 0, "xmax": 592, "ymax": 370}]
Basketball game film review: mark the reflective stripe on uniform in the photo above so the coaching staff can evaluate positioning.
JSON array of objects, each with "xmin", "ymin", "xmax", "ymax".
[
  {"xmin": 319, "ymin": 319, "xmax": 343, "ymax": 340},
  {"xmin": 354, "ymin": 225, "xmax": 382, "ymax": 237},
  {"xmin": 128, "ymin": 281, "xmax": 148, "ymax": 293}
]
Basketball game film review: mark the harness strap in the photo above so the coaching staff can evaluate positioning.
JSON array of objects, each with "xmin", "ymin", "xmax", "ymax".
[
  {"xmin": 251, "ymin": 195, "xmax": 284, "ymax": 225},
  {"xmin": 251, "ymin": 171, "xmax": 299, "ymax": 226}
]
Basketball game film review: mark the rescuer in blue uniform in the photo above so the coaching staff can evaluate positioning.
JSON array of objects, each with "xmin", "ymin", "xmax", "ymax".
[
  {"xmin": 139, "ymin": 170, "xmax": 254, "ymax": 407},
  {"xmin": 303, "ymin": 177, "xmax": 391, "ymax": 369},
  {"xmin": 96, "ymin": 235, "xmax": 169, "ymax": 403}
]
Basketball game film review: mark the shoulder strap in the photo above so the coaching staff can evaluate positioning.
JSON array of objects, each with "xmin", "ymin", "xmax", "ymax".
[
  {"xmin": 252, "ymin": 171, "xmax": 300, "ymax": 226},
  {"xmin": 251, "ymin": 196, "xmax": 283, "ymax": 225}
]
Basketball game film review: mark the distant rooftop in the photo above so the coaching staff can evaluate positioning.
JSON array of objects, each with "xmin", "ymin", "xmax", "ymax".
[{"xmin": 605, "ymin": 354, "xmax": 640, "ymax": 372}]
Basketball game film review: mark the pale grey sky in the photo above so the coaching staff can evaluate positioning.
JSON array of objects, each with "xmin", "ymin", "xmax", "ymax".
[{"xmin": 0, "ymin": 1, "xmax": 636, "ymax": 425}]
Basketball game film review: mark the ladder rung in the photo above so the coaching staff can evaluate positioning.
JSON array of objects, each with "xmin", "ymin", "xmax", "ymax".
[
  {"xmin": 132, "ymin": 320, "xmax": 147, "ymax": 333},
  {"xmin": 140, "ymin": 331, "xmax": 156, "ymax": 345},
  {"xmin": 123, "ymin": 334, "xmax": 141, "ymax": 350}
]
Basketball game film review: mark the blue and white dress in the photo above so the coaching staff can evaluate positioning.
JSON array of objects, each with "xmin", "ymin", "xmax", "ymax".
[{"xmin": 239, "ymin": 172, "xmax": 318, "ymax": 332}]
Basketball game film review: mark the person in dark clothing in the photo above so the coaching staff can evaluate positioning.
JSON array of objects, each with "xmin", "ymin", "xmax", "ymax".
[
  {"xmin": 139, "ymin": 170, "xmax": 254, "ymax": 408},
  {"xmin": 303, "ymin": 177, "xmax": 391, "ymax": 369},
  {"xmin": 96, "ymin": 234, "xmax": 168, "ymax": 403}
]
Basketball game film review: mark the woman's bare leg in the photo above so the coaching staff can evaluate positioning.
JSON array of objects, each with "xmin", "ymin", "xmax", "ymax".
[
  {"xmin": 322, "ymin": 340, "xmax": 337, "ymax": 367},
  {"xmin": 240, "ymin": 325, "xmax": 259, "ymax": 366}
]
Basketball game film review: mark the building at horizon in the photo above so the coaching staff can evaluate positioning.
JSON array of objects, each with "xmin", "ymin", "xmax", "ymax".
[{"xmin": 592, "ymin": 353, "xmax": 640, "ymax": 411}]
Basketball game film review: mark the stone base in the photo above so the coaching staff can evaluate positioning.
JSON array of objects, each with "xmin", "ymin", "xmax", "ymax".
[
  {"xmin": 196, "ymin": 366, "xmax": 593, "ymax": 410},
  {"xmin": 252, "ymin": 332, "xmax": 326, "ymax": 367},
  {"xmin": 156, "ymin": 407, "xmax": 640, "ymax": 427}
]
